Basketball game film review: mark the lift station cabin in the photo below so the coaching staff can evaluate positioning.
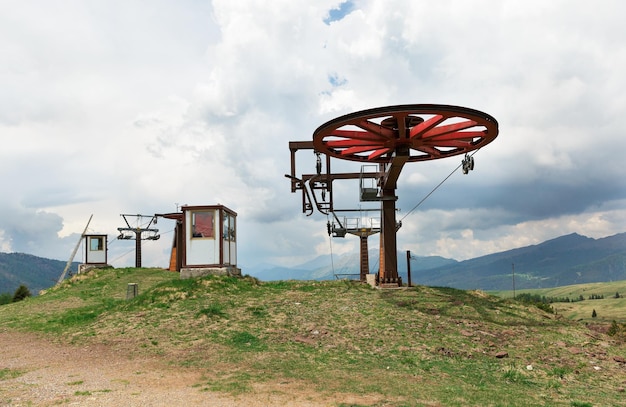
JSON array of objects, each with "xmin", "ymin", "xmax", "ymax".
[
  {"xmin": 157, "ymin": 205, "xmax": 240, "ymax": 278},
  {"xmin": 288, "ymin": 104, "xmax": 499, "ymax": 287},
  {"xmin": 78, "ymin": 234, "xmax": 110, "ymax": 273}
]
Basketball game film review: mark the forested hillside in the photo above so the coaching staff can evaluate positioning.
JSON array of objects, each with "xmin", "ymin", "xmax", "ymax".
[
  {"xmin": 417, "ymin": 232, "xmax": 626, "ymax": 290},
  {"xmin": 0, "ymin": 252, "xmax": 78, "ymax": 295}
]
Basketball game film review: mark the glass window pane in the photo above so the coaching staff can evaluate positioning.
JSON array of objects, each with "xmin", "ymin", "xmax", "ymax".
[
  {"xmin": 90, "ymin": 237, "xmax": 103, "ymax": 251},
  {"xmin": 192, "ymin": 211, "xmax": 214, "ymax": 238}
]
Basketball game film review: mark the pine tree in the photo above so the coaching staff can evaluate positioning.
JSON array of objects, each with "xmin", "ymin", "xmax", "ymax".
[
  {"xmin": 12, "ymin": 285, "xmax": 31, "ymax": 302},
  {"xmin": 591, "ymin": 309, "xmax": 597, "ymax": 318}
]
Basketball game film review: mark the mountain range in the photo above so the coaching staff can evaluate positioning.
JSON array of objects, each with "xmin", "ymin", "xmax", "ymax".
[
  {"xmin": 1, "ymin": 232, "xmax": 625, "ymax": 294},
  {"xmin": 246, "ymin": 232, "xmax": 626, "ymax": 290}
]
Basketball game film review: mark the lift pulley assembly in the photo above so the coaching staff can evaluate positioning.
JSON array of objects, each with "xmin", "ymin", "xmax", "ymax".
[
  {"xmin": 288, "ymin": 104, "xmax": 499, "ymax": 286},
  {"xmin": 462, "ymin": 153, "xmax": 475, "ymax": 174}
]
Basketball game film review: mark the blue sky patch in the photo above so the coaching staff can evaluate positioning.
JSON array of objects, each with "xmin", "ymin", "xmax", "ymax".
[
  {"xmin": 324, "ymin": 1, "xmax": 356, "ymax": 25},
  {"xmin": 328, "ymin": 73, "xmax": 348, "ymax": 87}
]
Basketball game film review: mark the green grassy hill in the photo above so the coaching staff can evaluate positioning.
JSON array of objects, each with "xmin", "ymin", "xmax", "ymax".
[
  {"xmin": 1, "ymin": 268, "xmax": 625, "ymax": 406},
  {"xmin": 492, "ymin": 280, "xmax": 626, "ymax": 324}
]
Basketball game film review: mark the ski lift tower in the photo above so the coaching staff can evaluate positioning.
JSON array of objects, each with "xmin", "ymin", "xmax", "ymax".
[
  {"xmin": 117, "ymin": 214, "xmax": 160, "ymax": 268},
  {"xmin": 288, "ymin": 104, "xmax": 499, "ymax": 287}
]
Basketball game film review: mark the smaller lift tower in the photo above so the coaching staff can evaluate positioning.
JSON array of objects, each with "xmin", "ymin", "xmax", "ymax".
[{"xmin": 117, "ymin": 214, "xmax": 160, "ymax": 268}]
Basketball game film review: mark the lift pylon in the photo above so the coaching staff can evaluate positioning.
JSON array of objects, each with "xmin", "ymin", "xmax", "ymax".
[
  {"xmin": 328, "ymin": 210, "xmax": 381, "ymax": 281},
  {"xmin": 117, "ymin": 214, "xmax": 160, "ymax": 268}
]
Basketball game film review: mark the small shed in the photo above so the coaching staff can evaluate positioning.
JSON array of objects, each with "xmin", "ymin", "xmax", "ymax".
[
  {"xmin": 78, "ymin": 234, "xmax": 110, "ymax": 273},
  {"xmin": 157, "ymin": 204, "xmax": 240, "ymax": 278}
]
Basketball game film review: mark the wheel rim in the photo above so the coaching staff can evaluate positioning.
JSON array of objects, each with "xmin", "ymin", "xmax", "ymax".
[{"xmin": 312, "ymin": 104, "xmax": 499, "ymax": 163}]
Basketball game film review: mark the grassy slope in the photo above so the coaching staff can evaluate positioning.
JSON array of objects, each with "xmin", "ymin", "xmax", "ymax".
[
  {"xmin": 491, "ymin": 281, "xmax": 626, "ymax": 323},
  {"xmin": 1, "ymin": 268, "xmax": 625, "ymax": 407}
]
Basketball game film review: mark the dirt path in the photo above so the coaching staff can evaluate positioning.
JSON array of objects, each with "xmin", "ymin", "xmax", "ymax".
[{"xmin": 0, "ymin": 331, "xmax": 341, "ymax": 406}]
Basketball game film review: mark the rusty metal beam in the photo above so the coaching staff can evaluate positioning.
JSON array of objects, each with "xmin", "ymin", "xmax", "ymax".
[
  {"xmin": 381, "ymin": 146, "xmax": 409, "ymax": 190},
  {"xmin": 379, "ymin": 189, "xmax": 399, "ymax": 285}
]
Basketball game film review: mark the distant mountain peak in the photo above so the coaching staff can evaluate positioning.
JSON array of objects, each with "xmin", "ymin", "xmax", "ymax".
[{"xmin": 544, "ymin": 232, "xmax": 588, "ymax": 243}]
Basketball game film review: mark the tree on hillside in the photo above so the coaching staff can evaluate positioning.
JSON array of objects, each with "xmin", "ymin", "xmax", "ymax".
[
  {"xmin": 12, "ymin": 285, "xmax": 31, "ymax": 302},
  {"xmin": 591, "ymin": 309, "xmax": 597, "ymax": 318},
  {"xmin": 0, "ymin": 292, "xmax": 12, "ymax": 305}
]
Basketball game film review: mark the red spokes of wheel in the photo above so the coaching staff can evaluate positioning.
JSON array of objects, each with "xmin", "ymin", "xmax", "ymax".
[{"xmin": 312, "ymin": 104, "xmax": 499, "ymax": 163}]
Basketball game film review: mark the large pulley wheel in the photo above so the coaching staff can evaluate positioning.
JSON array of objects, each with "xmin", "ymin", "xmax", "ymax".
[{"xmin": 312, "ymin": 104, "xmax": 499, "ymax": 163}]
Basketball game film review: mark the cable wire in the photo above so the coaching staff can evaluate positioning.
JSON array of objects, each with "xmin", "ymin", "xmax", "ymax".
[
  {"xmin": 399, "ymin": 149, "xmax": 479, "ymax": 222},
  {"xmin": 109, "ymin": 247, "xmax": 136, "ymax": 265}
]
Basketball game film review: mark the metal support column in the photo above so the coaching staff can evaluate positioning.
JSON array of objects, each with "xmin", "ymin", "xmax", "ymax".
[
  {"xmin": 359, "ymin": 235, "xmax": 369, "ymax": 282},
  {"xmin": 135, "ymin": 230, "xmax": 142, "ymax": 268},
  {"xmin": 379, "ymin": 191, "xmax": 399, "ymax": 284}
]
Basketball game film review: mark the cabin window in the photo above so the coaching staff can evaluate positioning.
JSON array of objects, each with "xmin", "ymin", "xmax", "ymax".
[
  {"xmin": 223, "ymin": 212, "xmax": 236, "ymax": 242},
  {"xmin": 192, "ymin": 210, "xmax": 215, "ymax": 238},
  {"xmin": 89, "ymin": 236, "xmax": 104, "ymax": 251}
]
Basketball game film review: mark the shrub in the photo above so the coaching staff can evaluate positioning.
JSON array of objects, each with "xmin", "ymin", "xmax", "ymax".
[
  {"xmin": 0, "ymin": 293, "xmax": 12, "ymax": 305},
  {"xmin": 515, "ymin": 293, "xmax": 554, "ymax": 313},
  {"xmin": 12, "ymin": 285, "xmax": 31, "ymax": 302},
  {"xmin": 607, "ymin": 320, "xmax": 620, "ymax": 337}
]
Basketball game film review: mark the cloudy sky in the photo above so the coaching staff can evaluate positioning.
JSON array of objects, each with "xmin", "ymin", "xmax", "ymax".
[{"xmin": 1, "ymin": 0, "xmax": 625, "ymax": 272}]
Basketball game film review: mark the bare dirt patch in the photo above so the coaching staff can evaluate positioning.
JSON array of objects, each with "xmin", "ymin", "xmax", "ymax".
[{"xmin": 0, "ymin": 331, "xmax": 340, "ymax": 406}]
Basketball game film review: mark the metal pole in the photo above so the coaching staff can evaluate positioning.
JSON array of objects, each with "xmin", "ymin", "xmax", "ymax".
[
  {"xmin": 512, "ymin": 263, "xmax": 515, "ymax": 299},
  {"xmin": 359, "ymin": 235, "xmax": 369, "ymax": 282},
  {"xmin": 135, "ymin": 230, "xmax": 142, "ymax": 268},
  {"xmin": 379, "ymin": 193, "xmax": 398, "ymax": 284},
  {"xmin": 406, "ymin": 250, "xmax": 412, "ymax": 287},
  {"xmin": 57, "ymin": 214, "xmax": 93, "ymax": 285}
]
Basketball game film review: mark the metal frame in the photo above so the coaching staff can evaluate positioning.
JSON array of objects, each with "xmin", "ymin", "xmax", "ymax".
[{"xmin": 287, "ymin": 141, "xmax": 382, "ymax": 282}]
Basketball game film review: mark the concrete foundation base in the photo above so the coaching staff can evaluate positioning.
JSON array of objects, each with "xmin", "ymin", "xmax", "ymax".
[
  {"xmin": 78, "ymin": 264, "xmax": 112, "ymax": 274},
  {"xmin": 379, "ymin": 283, "xmax": 402, "ymax": 289},
  {"xmin": 180, "ymin": 266, "xmax": 242, "ymax": 279}
]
